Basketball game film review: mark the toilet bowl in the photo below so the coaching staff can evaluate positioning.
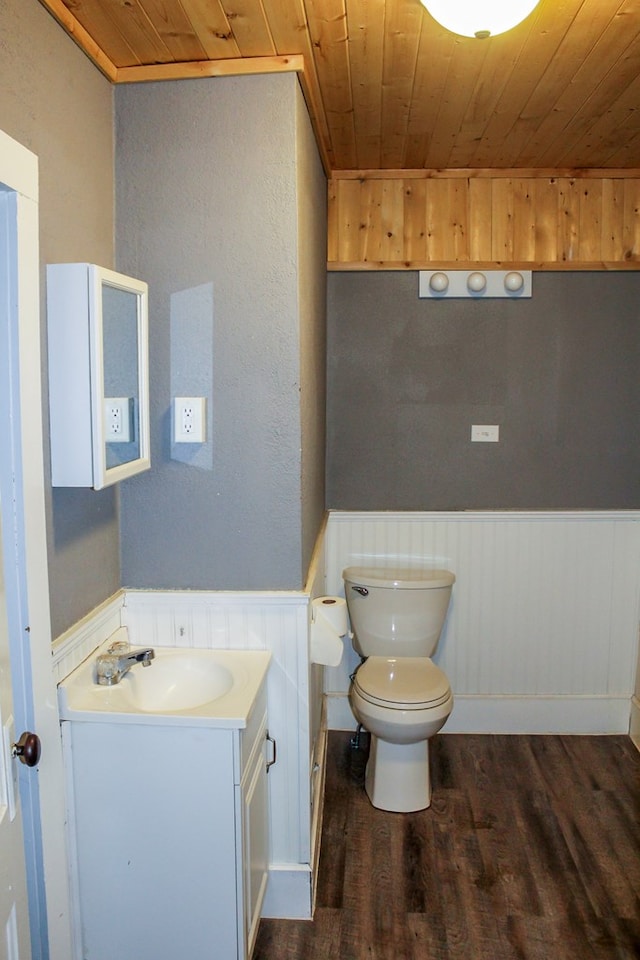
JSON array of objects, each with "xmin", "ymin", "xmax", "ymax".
[
  {"xmin": 343, "ymin": 566, "xmax": 455, "ymax": 813},
  {"xmin": 349, "ymin": 656, "xmax": 453, "ymax": 811}
]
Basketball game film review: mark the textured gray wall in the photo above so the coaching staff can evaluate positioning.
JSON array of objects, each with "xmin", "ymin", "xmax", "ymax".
[
  {"xmin": 296, "ymin": 89, "xmax": 328, "ymax": 582},
  {"xmin": 0, "ymin": 0, "xmax": 118, "ymax": 638},
  {"xmin": 327, "ymin": 271, "xmax": 640, "ymax": 509},
  {"xmin": 116, "ymin": 74, "xmax": 327, "ymax": 590}
]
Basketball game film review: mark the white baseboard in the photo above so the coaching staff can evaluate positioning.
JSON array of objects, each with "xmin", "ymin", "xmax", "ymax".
[
  {"xmin": 631, "ymin": 696, "xmax": 640, "ymax": 753},
  {"xmin": 325, "ymin": 692, "xmax": 632, "ymax": 735},
  {"xmin": 262, "ymin": 865, "xmax": 312, "ymax": 920}
]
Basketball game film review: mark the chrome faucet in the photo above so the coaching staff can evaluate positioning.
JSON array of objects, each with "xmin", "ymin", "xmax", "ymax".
[{"xmin": 95, "ymin": 644, "xmax": 155, "ymax": 685}]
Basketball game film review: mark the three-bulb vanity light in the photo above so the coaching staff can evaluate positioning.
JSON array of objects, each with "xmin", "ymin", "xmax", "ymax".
[{"xmin": 418, "ymin": 270, "xmax": 532, "ymax": 299}]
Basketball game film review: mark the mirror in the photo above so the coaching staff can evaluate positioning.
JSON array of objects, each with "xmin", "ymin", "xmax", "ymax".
[
  {"xmin": 103, "ymin": 284, "xmax": 140, "ymax": 467},
  {"xmin": 91, "ymin": 266, "xmax": 150, "ymax": 488}
]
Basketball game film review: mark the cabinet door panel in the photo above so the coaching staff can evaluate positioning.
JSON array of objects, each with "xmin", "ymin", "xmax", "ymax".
[
  {"xmin": 67, "ymin": 722, "xmax": 238, "ymax": 960},
  {"xmin": 239, "ymin": 726, "xmax": 269, "ymax": 958}
]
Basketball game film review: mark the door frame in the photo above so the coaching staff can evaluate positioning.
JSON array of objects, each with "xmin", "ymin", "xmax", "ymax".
[{"xmin": 0, "ymin": 128, "xmax": 73, "ymax": 960}]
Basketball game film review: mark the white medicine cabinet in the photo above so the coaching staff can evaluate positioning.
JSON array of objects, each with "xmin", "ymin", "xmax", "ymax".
[{"xmin": 47, "ymin": 263, "xmax": 150, "ymax": 489}]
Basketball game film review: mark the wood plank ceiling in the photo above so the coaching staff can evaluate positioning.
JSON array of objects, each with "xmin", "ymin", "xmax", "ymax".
[{"xmin": 40, "ymin": 0, "xmax": 640, "ymax": 176}]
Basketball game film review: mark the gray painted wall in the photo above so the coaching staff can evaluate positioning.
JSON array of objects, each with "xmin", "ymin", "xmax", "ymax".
[
  {"xmin": 296, "ymin": 90, "xmax": 328, "ymax": 582},
  {"xmin": 327, "ymin": 271, "xmax": 640, "ymax": 509},
  {"xmin": 0, "ymin": 0, "xmax": 118, "ymax": 638},
  {"xmin": 2, "ymin": 5, "xmax": 326, "ymax": 628},
  {"xmin": 116, "ymin": 74, "xmax": 327, "ymax": 590}
]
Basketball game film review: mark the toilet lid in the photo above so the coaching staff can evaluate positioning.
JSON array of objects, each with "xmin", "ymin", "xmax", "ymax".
[{"xmin": 354, "ymin": 657, "xmax": 451, "ymax": 709}]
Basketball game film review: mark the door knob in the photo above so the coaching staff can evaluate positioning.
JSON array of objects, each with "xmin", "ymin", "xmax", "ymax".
[{"xmin": 12, "ymin": 731, "xmax": 41, "ymax": 767}]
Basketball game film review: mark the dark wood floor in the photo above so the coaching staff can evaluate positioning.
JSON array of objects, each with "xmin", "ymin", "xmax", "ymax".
[{"xmin": 254, "ymin": 731, "xmax": 640, "ymax": 960}]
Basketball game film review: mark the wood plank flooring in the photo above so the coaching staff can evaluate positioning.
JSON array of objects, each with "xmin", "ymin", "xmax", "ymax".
[{"xmin": 254, "ymin": 732, "xmax": 640, "ymax": 960}]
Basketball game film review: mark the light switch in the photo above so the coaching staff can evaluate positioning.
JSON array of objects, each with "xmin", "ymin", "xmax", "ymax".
[{"xmin": 471, "ymin": 424, "xmax": 500, "ymax": 442}]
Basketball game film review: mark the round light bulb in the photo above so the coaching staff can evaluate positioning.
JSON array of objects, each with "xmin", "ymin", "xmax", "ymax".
[
  {"xmin": 421, "ymin": 0, "xmax": 540, "ymax": 39},
  {"xmin": 467, "ymin": 272, "xmax": 487, "ymax": 293},
  {"xmin": 429, "ymin": 272, "xmax": 449, "ymax": 293},
  {"xmin": 504, "ymin": 271, "xmax": 524, "ymax": 293}
]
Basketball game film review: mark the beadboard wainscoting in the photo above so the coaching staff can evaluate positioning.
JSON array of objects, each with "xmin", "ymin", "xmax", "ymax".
[
  {"xmin": 305, "ymin": 525, "xmax": 330, "ymax": 914},
  {"xmin": 52, "ymin": 592, "xmax": 125, "ymax": 684},
  {"xmin": 323, "ymin": 511, "xmax": 640, "ymax": 735},
  {"xmin": 53, "ymin": 583, "xmax": 329, "ymax": 921}
]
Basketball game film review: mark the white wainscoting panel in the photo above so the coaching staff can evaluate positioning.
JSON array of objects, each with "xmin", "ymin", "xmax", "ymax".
[
  {"xmin": 52, "ymin": 592, "xmax": 124, "ymax": 684},
  {"xmin": 324, "ymin": 511, "xmax": 640, "ymax": 734},
  {"xmin": 304, "ymin": 524, "xmax": 331, "ymax": 915}
]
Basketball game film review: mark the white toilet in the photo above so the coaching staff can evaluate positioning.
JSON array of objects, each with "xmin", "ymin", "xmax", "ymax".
[{"xmin": 343, "ymin": 565, "xmax": 455, "ymax": 813}]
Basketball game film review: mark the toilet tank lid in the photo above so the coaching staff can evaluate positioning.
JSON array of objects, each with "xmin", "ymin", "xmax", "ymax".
[{"xmin": 343, "ymin": 566, "xmax": 455, "ymax": 589}]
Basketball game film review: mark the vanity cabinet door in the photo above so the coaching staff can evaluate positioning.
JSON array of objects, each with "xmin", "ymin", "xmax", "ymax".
[
  {"xmin": 237, "ymin": 714, "xmax": 269, "ymax": 959},
  {"xmin": 63, "ymin": 721, "xmax": 239, "ymax": 960}
]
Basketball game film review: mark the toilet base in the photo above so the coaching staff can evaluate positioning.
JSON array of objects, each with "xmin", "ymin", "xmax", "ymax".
[{"xmin": 365, "ymin": 735, "xmax": 431, "ymax": 812}]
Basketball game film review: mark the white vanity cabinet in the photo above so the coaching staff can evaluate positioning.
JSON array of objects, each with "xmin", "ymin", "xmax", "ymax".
[
  {"xmin": 61, "ymin": 683, "xmax": 270, "ymax": 960},
  {"xmin": 47, "ymin": 263, "xmax": 150, "ymax": 489}
]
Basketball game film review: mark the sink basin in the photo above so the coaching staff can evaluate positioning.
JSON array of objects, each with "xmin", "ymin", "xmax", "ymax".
[
  {"xmin": 122, "ymin": 652, "xmax": 234, "ymax": 712},
  {"xmin": 58, "ymin": 643, "xmax": 271, "ymax": 728}
]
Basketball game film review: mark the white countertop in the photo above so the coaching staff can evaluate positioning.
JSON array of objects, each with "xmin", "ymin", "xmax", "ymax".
[{"xmin": 58, "ymin": 643, "xmax": 271, "ymax": 728}]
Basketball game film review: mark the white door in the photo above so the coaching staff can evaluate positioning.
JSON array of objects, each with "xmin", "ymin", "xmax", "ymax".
[
  {"xmin": 0, "ymin": 501, "xmax": 31, "ymax": 959},
  {"xmin": 0, "ymin": 129, "xmax": 74, "ymax": 960}
]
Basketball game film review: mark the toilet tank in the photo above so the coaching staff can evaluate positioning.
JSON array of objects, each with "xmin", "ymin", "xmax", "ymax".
[{"xmin": 343, "ymin": 566, "xmax": 455, "ymax": 658}]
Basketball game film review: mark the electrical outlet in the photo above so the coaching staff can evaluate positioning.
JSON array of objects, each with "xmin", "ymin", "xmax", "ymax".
[
  {"xmin": 174, "ymin": 397, "xmax": 206, "ymax": 443},
  {"xmin": 104, "ymin": 398, "xmax": 132, "ymax": 442}
]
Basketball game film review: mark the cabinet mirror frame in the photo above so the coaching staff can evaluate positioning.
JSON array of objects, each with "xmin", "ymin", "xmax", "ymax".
[{"xmin": 89, "ymin": 265, "xmax": 150, "ymax": 490}]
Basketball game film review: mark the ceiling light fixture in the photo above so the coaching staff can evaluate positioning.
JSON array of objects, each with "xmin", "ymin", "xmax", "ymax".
[{"xmin": 421, "ymin": 0, "xmax": 540, "ymax": 39}]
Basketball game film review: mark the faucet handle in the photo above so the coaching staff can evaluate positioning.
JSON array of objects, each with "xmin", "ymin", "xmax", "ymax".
[
  {"xmin": 108, "ymin": 639, "xmax": 130, "ymax": 655},
  {"xmin": 95, "ymin": 654, "xmax": 121, "ymax": 685}
]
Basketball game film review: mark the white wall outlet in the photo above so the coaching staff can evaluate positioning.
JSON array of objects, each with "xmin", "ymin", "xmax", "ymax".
[
  {"xmin": 104, "ymin": 398, "xmax": 132, "ymax": 442},
  {"xmin": 174, "ymin": 397, "xmax": 207, "ymax": 443},
  {"xmin": 471, "ymin": 424, "xmax": 500, "ymax": 442}
]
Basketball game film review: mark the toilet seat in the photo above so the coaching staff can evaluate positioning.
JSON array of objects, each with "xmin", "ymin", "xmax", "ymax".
[{"xmin": 353, "ymin": 656, "xmax": 451, "ymax": 710}]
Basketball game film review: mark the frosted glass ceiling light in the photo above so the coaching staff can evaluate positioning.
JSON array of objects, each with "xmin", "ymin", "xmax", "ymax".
[
  {"xmin": 421, "ymin": 0, "xmax": 540, "ymax": 39},
  {"xmin": 467, "ymin": 272, "xmax": 487, "ymax": 293},
  {"xmin": 504, "ymin": 271, "xmax": 525, "ymax": 293},
  {"xmin": 429, "ymin": 271, "xmax": 449, "ymax": 293}
]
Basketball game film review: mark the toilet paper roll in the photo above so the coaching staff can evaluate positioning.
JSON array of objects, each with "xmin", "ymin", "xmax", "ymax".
[
  {"xmin": 312, "ymin": 596, "xmax": 349, "ymax": 637},
  {"xmin": 310, "ymin": 596, "xmax": 348, "ymax": 667}
]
